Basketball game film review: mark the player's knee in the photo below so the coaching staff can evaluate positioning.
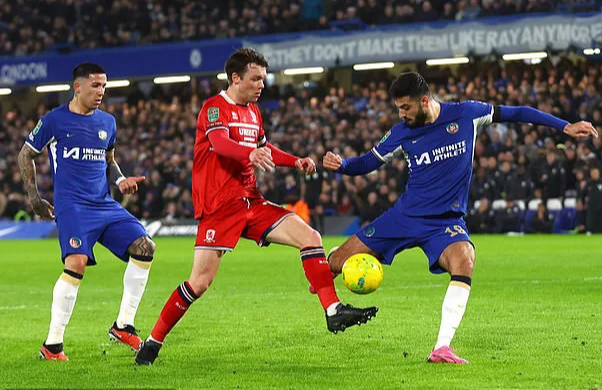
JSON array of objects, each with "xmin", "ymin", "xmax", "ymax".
[
  {"xmin": 64, "ymin": 254, "xmax": 87, "ymax": 275},
  {"xmin": 456, "ymin": 245, "xmax": 475, "ymax": 275},
  {"xmin": 301, "ymin": 227, "xmax": 322, "ymax": 248},
  {"xmin": 129, "ymin": 236, "xmax": 156, "ymax": 260}
]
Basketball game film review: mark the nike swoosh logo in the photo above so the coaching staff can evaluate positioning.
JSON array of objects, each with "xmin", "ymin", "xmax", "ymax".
[{"xmin": 412, "ymin": 137, "xmax": 424, "ymax": 144}]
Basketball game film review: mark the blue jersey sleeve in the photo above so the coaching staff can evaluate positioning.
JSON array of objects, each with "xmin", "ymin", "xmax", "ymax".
[
  {"xmin": 25, "ymin": 115, "xmax": 55, "ymax": 153},
  {"xmin": 372, "ymin": 128, "xmax": 405, "ymax": 164},
  {"xmin": 338, "ymin": 152, "xmax": 383, "ymax": 176},
  {"xmin": 496, "ymin": 105, "xmax": 569, "ymax": 131},
  {"xmin": 107, "ymin": 117, "xmax": 117, "ymax": 150}
]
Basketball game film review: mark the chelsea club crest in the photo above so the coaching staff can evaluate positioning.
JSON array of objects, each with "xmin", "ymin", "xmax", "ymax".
[{"xmin": 446, "ymin": 123, "xmax": 459, "ymax": 134}]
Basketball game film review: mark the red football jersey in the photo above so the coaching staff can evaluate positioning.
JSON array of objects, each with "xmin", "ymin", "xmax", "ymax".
[{"xmin": 193, "ymin": 91, "xmax": 266, "ymax": 218}]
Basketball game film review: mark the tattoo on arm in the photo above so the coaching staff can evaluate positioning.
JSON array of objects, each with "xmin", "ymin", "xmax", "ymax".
[
  {"xmin": 106, "ymin": 149, "xmax": 126, "ymax": 184},
  {"xmin": 17, "ymin": 145, "xmax": 41, "ymax": 201}
]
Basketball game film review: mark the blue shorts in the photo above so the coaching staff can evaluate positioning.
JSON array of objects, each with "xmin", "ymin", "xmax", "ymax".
[
  {"xmin": 55, "ymin": 203, "xmax": 148, "ymax": 265},
  {"xmin": 356, "ymin": 208, "xmax": 473, "ymax": 274}
]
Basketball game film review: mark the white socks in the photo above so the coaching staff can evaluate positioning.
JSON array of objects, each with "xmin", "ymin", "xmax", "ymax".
[
  {"xmin": 46, "ymin": 273, "xmax": 81, "ymax": 345},
  {"xmin": 434, "ymin": 279, "xmax": 471, "ymax": 350},
  {"xmin": 116, "ymin": 259, "xmax": 151, "ymax": 329}
]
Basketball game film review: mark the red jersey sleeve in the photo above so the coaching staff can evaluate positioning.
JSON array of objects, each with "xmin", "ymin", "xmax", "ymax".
[{"xmin": 199, "ymin": 101, "xmax": 230, "ymax": 136}]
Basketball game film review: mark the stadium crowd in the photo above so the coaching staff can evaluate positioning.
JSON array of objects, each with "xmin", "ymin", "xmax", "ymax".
[
  {"xmin": 1, "ymin": 0, "xmax": 600, "ymax": 56},
  {"xmin": 1, "ymin": 59, "xmax": 602, "ymax": 233}
]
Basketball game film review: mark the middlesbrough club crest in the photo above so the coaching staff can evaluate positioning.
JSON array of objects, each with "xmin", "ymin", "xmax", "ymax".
[
  {"xmin": 204, "ymin": 229, "xmax": 216, "ymax": 243},
  {"xmin": 446, "ymin": 122, "xmax": 459, "ymax": 134}
]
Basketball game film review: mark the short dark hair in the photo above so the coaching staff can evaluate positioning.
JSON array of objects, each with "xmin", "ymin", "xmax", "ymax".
[
  {"xmin": 225, "ymin": 48, "xmax": 268, "ymax": 83},
  {"xmin": 72, "ymin": 63, "xmax": 106, "ymax": 81},
  {"xmin": 389, "ymin": 72, "xmax": 430, "ymax": 100}
]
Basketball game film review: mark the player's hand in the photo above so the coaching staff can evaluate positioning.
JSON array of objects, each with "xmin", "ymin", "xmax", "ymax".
[
  {"xmin": 249, "ymin": 147, "xmax": 275, "ymax": 172},
  {"xmin": 295, "ymin": 157, "xmax": 316, "ymax": 175},
  {"xmin": 31, "ymin": 197, "xmax": 55, "ymax": 219},
  {"xmin": 323, "ymin": 151, "xmax": 343, "ymax": 171},
  {"xmin": 563, "ymin": 121, "xmax": 599, "ymax": 139},
  {"xmin": 118, "ymin": 176, "xmax": 145, "ymax": 195}
]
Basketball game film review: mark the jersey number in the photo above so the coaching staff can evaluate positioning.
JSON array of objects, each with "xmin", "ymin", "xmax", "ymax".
[{"xmin": 445, "ymin": 225, "xmax": 466, "ymax": 237}]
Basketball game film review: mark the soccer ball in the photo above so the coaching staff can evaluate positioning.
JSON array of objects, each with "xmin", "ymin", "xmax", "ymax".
[{"xmin": 342, "ymin": 253, "xmax": 384, "ymax": 294}]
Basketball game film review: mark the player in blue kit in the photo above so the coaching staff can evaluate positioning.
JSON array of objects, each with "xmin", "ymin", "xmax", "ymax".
[
  {"xmin": 17, "ymin": 63, "xmax": 156, "ymax": 361},
  {"xmin": 321, "ymin": 72, "xmax": 598, "ymax": 363}
]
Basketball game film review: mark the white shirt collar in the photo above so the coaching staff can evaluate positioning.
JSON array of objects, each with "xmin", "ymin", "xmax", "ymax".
[{"xmin": 220, "ymin": 90, "xmax": 237, "ymax": 105}]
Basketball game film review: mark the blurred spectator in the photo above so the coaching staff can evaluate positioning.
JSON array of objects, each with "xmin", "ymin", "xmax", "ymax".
[
  {"xmin": 541, "ymin": 150, "xmax": 566, "ymax": 199},
  {"xmin": 529, "ymin": 203, "xmax": 554, "ymax": 233},
  {"xmin": 493, "ymin": 199, "xmax": 521, "ymax": 233},
  {"xmin": 358, "ymin": 191, "xmax": 387, "ymax": 226},
  {"xmin": 466, "ymin": 197, "xmax": 494, "ymax": 233},
  {"xmin": 585, "ymin": 166, "xmax": 602, "ymax": 233}
]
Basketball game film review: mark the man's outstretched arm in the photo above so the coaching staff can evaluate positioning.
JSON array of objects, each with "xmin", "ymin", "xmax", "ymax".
[
  {"xmin": 494, "ymin": 105, "xmax": 599, "ymax": 139},
  {"xmin": 323, "ymin": 151, "xmax": 384, "ymax": 176}
]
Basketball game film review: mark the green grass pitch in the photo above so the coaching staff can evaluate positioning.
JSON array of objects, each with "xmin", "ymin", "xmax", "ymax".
[{"xmin": 0, "ymin": 235, "xmax": 600, "ymax": 390}]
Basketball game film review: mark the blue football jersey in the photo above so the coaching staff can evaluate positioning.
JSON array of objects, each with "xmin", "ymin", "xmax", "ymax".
[
  {"xmin": 373, "ymin": 101, "xmax": 494, "ymax": 217},
  {"xmin": 25, "ymin": 104, "xmax": 119, "ymax": 215}
]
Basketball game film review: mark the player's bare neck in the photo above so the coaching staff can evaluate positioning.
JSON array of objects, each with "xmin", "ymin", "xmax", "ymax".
[
  {"xmin": 69, "ymin": 98, "xmax": 95, "ymax": 116},
  {"xmin": 424, "ymin": 100, "xmax": 441, "ymax": 125},
  {"xmin": 225, "ymin": 88, "xmax": 249, "ymax": 106}
]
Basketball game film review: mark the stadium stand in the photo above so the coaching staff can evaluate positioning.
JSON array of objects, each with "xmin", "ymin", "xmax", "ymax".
[
  {"xmin": 1, "ymin": 0, "xmax": 600, "ymax": 55},
  {"xmin": 1, "ymin": 59, "xmax": 601, "ymax": 233}
]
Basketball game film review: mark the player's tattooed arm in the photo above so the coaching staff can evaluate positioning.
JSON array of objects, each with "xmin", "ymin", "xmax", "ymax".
[
  {"xmin": 106, "ymin": 148, "xmax": 126, "ymax": 184},
  {"xmin": 17, "ymin": 144, "xmax": 54, "ymax": 218},
  {"xmin": 106, "ymin": 148, "xmax": 146, "ymax": 194}
]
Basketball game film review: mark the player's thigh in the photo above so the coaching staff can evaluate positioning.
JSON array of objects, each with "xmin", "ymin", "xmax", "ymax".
[
  {"xmin": 188, "ymin": 248, "xmax": 223, "ymax": 295},
  {"xmin": 328, "ymin": 234, "xmax": 378, "ymax": 273},
  {"xmin": 99, "ymin": 208, "xmax": 149, "ymax": 262},
  {"xmin": 422, "ymin": 218, "xmax": 474, "ymax": 275},
  {"xmin": 437, "ymin": 241, "xmax": 475, "ymax": 276},
  {"xmin": 195, "ymin": 200, "xmax": 247, "ymax": 251},
  {"xmin": 349, "ymin": 208, "xmax": 416, "ymax": 270},
  {"xmin": 244, "ymin": 199, "xmax": 306, "ymax": 247},
  {"xmin": 264, "ymin": 214, "xmax": 321, "ymax": 249},
  {"xmin": 56, "ymin": 208, "xmax": 103, "ymax": 266}
]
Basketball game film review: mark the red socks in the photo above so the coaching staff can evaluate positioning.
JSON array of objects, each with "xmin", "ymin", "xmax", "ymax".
[
  {"xmin": 300, "ymin": 247, "xmax": 339, "ymax": 310},
  {"xmin": 150, "ymin": 281, "xmax": 199, "ymax": 343}
]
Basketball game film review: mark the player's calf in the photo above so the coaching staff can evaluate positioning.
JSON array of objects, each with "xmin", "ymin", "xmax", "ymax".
[
  {"xmin": 115, "ymin": 236, "xmax": 155, "ymax": 339},
  {"xmin": 309, "ymin": 246, "xmax": 339, "ymax": 294}
]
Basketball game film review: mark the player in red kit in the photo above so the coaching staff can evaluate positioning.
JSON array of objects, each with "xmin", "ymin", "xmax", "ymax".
[{"xmin": 136, "ymin": 48, "xmax": 378, "ymax": 365}]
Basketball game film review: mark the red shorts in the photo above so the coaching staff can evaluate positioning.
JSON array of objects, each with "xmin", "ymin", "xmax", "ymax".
[{"xmin": 195, "ymin": 197, "xmax": 293, "ymax": 251}]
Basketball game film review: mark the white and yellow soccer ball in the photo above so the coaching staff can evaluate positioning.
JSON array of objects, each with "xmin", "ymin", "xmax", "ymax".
[{"xmin": 342, "ymin": 253, "xmax": 384, "ymax": 294}]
